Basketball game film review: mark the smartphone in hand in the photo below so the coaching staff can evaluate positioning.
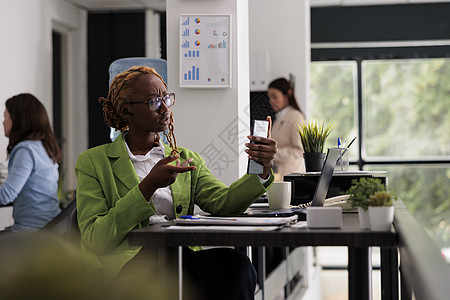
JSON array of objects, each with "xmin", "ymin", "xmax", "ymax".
[{"xmin": 247, "ymin": 119, "xmax": 269, "ymax": 174}]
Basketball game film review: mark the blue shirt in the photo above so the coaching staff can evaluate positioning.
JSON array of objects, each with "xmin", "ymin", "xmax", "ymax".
[{"xmin": 0, "ymin": 140, "xmax": 61, "ymax": 231}]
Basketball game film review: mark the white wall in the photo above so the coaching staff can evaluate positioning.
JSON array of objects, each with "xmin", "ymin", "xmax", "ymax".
[
  {"xmin": 0, "ymin": 0, "xmax": 309, "ymax": 192},
  {"xmin": 166, "ymin": 0, "xmax": 250, "ymax": 185},
  {"xmin": 249, "ymin": 0, "xmax": 311, "ymax": 117},
  {"xmin": 0, "ymin": 0, "xmax": 87, "ymax": 192},
  {"xmin": 0, "ymin": 207, "xmax": 14, "ymax": 230},
  {"xmin": 165, "ymin": 0, "xmax": 310, "ymax": 184},
  {"xmin": 0, "ymin": 0, "xmax": 52, "ymax": 159}
]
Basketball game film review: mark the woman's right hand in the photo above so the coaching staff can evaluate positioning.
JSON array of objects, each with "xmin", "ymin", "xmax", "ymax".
[{"xmin": 138, "ymin": 155, "xmax": 197, "ymax": 201}]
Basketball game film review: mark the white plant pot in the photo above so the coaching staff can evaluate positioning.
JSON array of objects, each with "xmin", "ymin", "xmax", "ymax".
[
  {"xmin": 368, "ymin": 206, "xmax": 394, "ymax": 231},
  {"xmin": 357, "ymin": 207, "xmax": 371, "ymax": 229}
]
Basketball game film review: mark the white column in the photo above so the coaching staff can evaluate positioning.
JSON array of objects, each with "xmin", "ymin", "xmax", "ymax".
[
  {"xmin": 49, "ymin": 0, "xmax": 88, "ymax": 191},
  {"xmin": 166, "ymin": 0, "xmax": 250, "ymax": 185},
  {"xmin": 146, "ymin": 9, "xmax": 161, "ymax": 59},
  {"xmin": 249, "ymin": 0, "xmax": 311, "ymax": 117}
]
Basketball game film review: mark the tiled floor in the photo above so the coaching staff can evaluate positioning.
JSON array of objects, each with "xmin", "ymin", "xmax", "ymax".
[
  {"xmin": 317, "ymin": 246, "xmax": 381, "ymax": 300},
  {"xmin": 321, "ymin": 270, "xmax": 381, "ymax": 300}
]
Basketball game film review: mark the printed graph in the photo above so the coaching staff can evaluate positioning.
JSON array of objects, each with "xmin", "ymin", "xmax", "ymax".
[
  {"xmin": 180, "ymin": 14, "xmax": 230, "ymax": 87},
  {"xmin": 184, "ymin": 65, "xmax": 200, "ymax": 81},
  {"xmin": 182, "ymin": 18, "xmax": 189, "ymax": 26},
  {"xmin": 181, "ymin": 41, "xmax": 189, "ymax": 48},
  {"xmin": 207, "ymin": 40, "xmax": 227, "ymax": 49},
  {"xmin": 184, "ymin": 51, "xmax": 200, "ymax": 58}
]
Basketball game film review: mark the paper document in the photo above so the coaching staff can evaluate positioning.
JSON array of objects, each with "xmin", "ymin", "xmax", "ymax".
[
  {"xmin": 291, "ymin": 221, "xmax": 308, "ymax": 229},
  {"xmin": 174, "ymin": 214, "xmax": 298, "ymax": 226},
  {"xmin": 165, "ymin": 225, "xmax": 282, "ymax": 231}
]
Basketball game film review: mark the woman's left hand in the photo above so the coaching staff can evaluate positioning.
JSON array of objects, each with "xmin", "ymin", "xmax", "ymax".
[{"xmin": 245, "ymin": 116, "xmax": 277, "ymax": 179}]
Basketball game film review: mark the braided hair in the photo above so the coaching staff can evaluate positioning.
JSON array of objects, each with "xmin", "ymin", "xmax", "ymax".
[{"xmin": 98, "ymin": 66, "xmax": 178, "ymax": 154}]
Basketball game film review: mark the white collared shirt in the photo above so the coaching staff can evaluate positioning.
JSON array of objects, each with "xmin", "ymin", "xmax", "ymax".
[
  {"xmin": 123, "ymin": 135, "xmax": 269, "ymax": 220},
  {"xmin": 275, "ymin": 105, "xmax": 290, "ymax": 121},
  {"xmin": 123, "ymin": 137, "xmax": 175, "ymax": 219}
]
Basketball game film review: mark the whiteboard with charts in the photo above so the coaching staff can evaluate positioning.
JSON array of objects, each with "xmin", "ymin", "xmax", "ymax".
[{"xmin": 179, "ymin": 14, "xmax": 231, "ymax": 88}]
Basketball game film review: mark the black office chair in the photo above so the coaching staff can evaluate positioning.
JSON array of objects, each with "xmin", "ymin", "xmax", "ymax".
[
  {"xmin": 39, "ymin": 194, "xmax": 81, "ymax": 246},
  {"xmin": 68, "ymin": 204, "xmax": 80, "ymax": 241},
  {"xmin": 41, "ymin": 197, "xmax": 76, "ymax": 237}
]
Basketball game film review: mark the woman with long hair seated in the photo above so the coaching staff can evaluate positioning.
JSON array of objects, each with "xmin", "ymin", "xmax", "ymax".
[{"xmin": 0, "ymin": 93, "xmax": 61, "ymax": 232}]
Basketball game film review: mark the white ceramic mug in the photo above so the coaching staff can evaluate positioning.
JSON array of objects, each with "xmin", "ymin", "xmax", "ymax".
[{"xmin": 267, "ymin": 181, "xmax": 292, "ymax": 210}]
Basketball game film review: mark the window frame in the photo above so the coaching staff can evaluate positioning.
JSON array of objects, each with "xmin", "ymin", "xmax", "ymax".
[
  {"xmin": 311, "ymin": 54, "xmax": 450, "ymax": 170},
  {"xmin": 311, "ymin": 3, "xmax": 450, "ymax": 170}
]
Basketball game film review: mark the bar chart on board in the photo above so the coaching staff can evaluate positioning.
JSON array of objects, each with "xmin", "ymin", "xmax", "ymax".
[{"xmin": 179, "ymin": 14, "xmax": 231, "ymax": 88}]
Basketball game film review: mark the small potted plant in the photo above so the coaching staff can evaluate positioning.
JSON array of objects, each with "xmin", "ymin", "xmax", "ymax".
[
  {"xmin": 346, "ymin": 177, "xmax": 385, "ymax": 229},
  {"xmin": 368, "ymin": 191, "xmax": 397, "ymax": 231},
  {"xmin": 296, "ymin": 120, "xmax": 333, "ymax": 172}
]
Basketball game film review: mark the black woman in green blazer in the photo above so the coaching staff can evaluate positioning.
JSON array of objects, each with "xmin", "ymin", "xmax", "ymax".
[{"xmin": 76, "ymin": 66, "xmax": 277, "ymax": 299}]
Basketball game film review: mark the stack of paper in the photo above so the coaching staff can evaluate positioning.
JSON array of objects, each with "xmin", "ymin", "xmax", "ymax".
[
  {"xmin": 165, "ymin": 225, "xmax": 282, "ymax": 231},
  {"xmin": 174, "ymin": 215, "xmax": 298, "ymax": 226},
  {"xmin": 165, "ymin": 214, "xmax": 298, "ymax": 231}
]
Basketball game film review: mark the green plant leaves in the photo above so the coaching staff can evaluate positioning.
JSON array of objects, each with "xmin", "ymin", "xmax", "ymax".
[
  {"xmin": 296, "ymin": 120, "xmax": 333, "ymax": 153},
  {"xmin": 346, "ymin": 177, "xmax": 385, "ymax": 211},
  {"xmin": 369, "ymin": 191, "xmax": 394, "ymax": 207}
]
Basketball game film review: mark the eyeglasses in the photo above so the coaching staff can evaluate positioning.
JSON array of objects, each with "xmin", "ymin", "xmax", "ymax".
[{"xmin": 128, "ymin": 93, "xmax": 175, "ymax": 111}]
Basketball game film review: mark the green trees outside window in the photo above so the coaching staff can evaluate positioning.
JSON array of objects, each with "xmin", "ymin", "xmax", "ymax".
[
  {"xmin": 310, "ymin": 58, "xmax": 450, "ymax": 249},
  {"xmin": 363, "ymin": 59, "xmax": 450, "ymax": 158}
]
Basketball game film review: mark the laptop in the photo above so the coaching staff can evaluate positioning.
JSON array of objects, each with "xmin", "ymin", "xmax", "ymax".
[{"xmin": 245, "ymin": 148, "xmax": 341, "ymax": 217}]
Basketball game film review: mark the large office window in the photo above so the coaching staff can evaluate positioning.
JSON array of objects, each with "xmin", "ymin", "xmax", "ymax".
[
  {"xmin": 310, "ymin": 61, "xmax": 357, "ymax": 161},
  {"xmin": 363, "ymin": 58, "xmax": 450, "ymax": 160},
  {"xmin": 311, "ymin": 3, "xmax": 450, "ymax": 250},
  {"xmin": 310, "ymin": 58, "xmax": 450, "ymax": 249}
]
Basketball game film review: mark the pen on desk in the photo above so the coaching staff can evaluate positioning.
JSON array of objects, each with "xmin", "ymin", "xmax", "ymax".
[
  {"xmin": 179, "ymin": 215, "xmax": 239, "ymax": 221},
  {"xmin": 180, "ymin": 215, "xmax": 200, "ymax": 220},
  {"xmin": 341, "ymin": 137, "xmax": 357, "ymax": 156}
]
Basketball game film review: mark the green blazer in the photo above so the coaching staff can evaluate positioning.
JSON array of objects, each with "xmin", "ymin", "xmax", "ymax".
[{"xmin": 75, "ymin": 133, "xmax": 274, "ymax": 276}]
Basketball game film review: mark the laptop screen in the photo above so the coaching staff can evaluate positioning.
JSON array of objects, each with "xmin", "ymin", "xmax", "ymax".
[
  {"xmin": 311, "ymin": 148, "xmax": 340, "ymax": 207},
  {"xmin": 244, "ymin": 148, "xmax": 341, "ymax": 217}
]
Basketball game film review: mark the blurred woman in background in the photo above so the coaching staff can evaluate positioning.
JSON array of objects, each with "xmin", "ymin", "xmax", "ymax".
[
  {"xmin": 268, "ymin": 78, "xmax": 306, "ymax": 179},
  {"xmin": 0, "ymin": 93, "xmax": 61, "ymax": 232}
]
